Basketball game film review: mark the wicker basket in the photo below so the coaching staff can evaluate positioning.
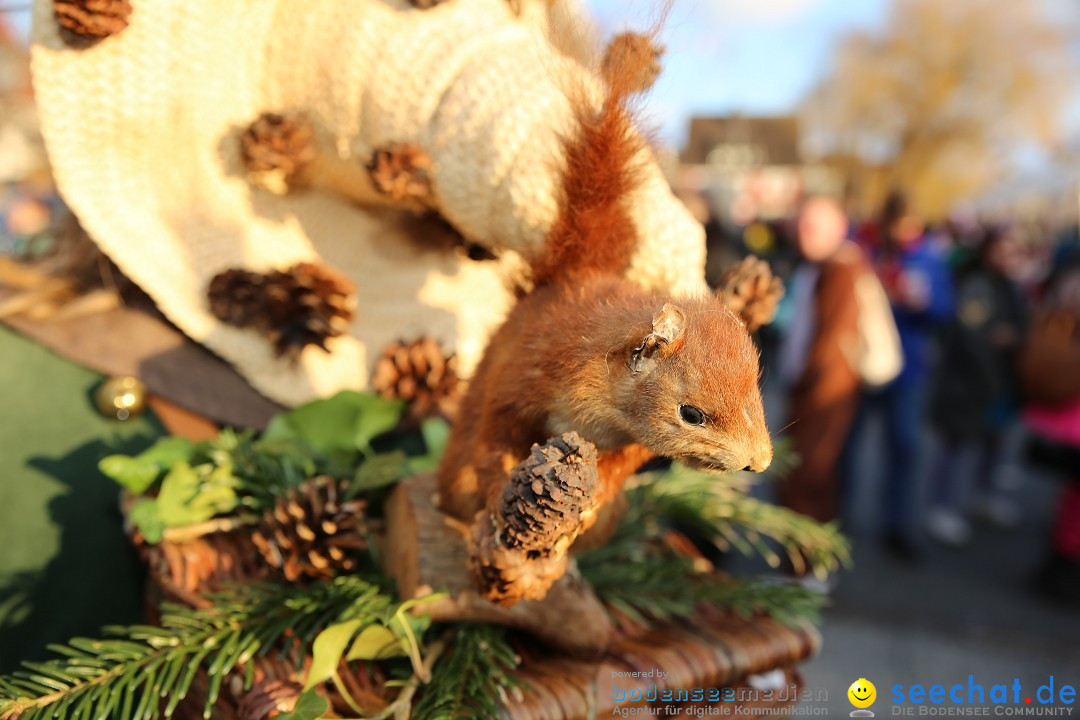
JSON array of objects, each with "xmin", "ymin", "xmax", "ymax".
[{"xmin": 128, "ymin": 508, "xmax": 819, "ymax": 720}]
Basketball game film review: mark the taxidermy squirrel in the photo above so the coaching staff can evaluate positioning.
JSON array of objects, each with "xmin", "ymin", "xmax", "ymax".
[{"xmin": 436, "ymin": 36, "xmax": 783, "ymax": 605}]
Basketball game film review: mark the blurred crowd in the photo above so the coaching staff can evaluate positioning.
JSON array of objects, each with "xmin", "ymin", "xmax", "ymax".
[{"xmin": 705, "ymin": 192, "xmax": 1080, "ymax": 606}]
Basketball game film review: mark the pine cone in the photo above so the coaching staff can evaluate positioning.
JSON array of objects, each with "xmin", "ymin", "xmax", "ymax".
[
  {"xmin": 241, "ymin": 113, "xmax": 317, "ymax": 189},
  {"xmin": 236, "ymin": 679, "xmax": 303, "ymax": 720},
  {"xmin": 251, "ymin": 477, "xmax": 367, "ymax": 582},
  {"xmin": 498, "ymin": 433, "xmax": 600, "ymax": 553},
  {"xmin": 207, "ymin": 262, "xmax": 356, "ymax": 358},
  {"xmin": 716, "ymin": 256, "xmax": 785, "ymax": 332},
  {"xmin": 207, "ymin": 269, "xmax": 266, "ymax": 327},
  {"xmin": 409, "ymin": 0, "xmax": 450, "ymax": 8},
  {"xmin": 602, "ymin": 32, "xmax": 664, "ymax": 94},
  {"xmin": 370, "ymin": 337, "xmax": 461, "ymax": 425},
  {"xmin": 54, "ymin": 0, "xmax": 132, "ymax": 45},
  {"xmin": 470, "ymin": 511, "xmax": 571, "ymax": 606},
  {"xmin": 366, "ymin": 144, "xmax": 433, "ymax": 203},
  {"xmin": 467, "ymin": 433, "xmax": 600, "ymax": 606}
]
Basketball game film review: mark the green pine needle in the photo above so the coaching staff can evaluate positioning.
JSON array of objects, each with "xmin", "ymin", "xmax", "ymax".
[
  {"xmin": 0, "ymin": 577, "xmax": 397, "ymax": 720},
  {"xmin": 578, "ymin": 462, "xmax": 847, "ymax": 627},
  {"xmin": 411, "ymin": 625, "xmax": 521, "ymax": 720},
  {"xmin": 578, "ymin": 535, "xmax": 828, "ymax": 628},
  {"xmin": 633, "ymin": 463, "xmax": 851, "ymax": 578}
]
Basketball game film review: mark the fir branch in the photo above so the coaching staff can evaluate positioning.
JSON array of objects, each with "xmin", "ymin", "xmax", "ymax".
[
  {"xmin": 410, "ymin": 625, "xmax": 520, "ymax": 720},
  {"xmin": 578, "ymin": 461, "xmax": 843, "ymax": 628},
  {"xmin": 694, "ymin": 577, "xmax": 827, "ymax": 627},
  {"xmin": 632, "ymin": 464, "xmax": 851, "ymax": 578},
  {"xmin": 0, "ymin": 577, "xmax": 396, "ymax": 720},
  {"xmin": 578, "ymin": 545, "xmax": 698, "ymax": 623},
  {"xmin": 579, "ymin": 539, "xmax": 826, "ymax": 628}
]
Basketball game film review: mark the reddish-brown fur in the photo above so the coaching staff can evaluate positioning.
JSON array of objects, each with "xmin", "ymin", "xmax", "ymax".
[
  {"xmin": 437, "ymin": 43, "xmax": 772, "ymax": 523},
  {"xmin": 530, "ymin": 89, "xmax": 643, "ymax": 287}
]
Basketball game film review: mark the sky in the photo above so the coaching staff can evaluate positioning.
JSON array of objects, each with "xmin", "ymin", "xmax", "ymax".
[{"xmin": 583, "ymin": 0, "xmax": 891, "ymax": 145}]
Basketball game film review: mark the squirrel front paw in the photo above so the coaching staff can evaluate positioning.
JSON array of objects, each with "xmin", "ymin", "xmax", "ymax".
[
  {"xmin": 716, "ymin": 256, "xmax": 785, "ymax": 332},
  {"xmin": 466, "ymin": 432, "xmax": 600, "ymax": 606}
]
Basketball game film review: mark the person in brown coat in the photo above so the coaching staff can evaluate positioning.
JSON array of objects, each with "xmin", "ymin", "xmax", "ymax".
[{"xmin": 778, "ymin": 197, "xmax": 870, "ymax": 523}]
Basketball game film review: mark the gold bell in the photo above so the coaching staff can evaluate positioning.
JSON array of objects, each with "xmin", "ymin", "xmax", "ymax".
[{"xmin": 94, "ymin": 376, "xmax": 148, "ymax": 421}]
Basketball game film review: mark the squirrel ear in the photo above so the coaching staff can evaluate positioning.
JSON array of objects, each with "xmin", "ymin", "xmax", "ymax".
[{"xmin": 629, "ymin": 303, "xmax": 687, "ymax": 374}]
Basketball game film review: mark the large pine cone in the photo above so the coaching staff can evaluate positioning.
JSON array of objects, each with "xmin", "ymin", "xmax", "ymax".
[
  {"xmin": 716, "ymin": 256, "xmax": 785, "ymax": 332},
  {"xmin": 207, "ymin": 262, "xmax": 356, "ymax": 358},
  {"xmin": 370, "ymin": 337, "xmax": 461, "ymax": 425},
  {"xmin": 498, "ymin": 433, "xmax": 600, "ymax": 553},
  {"xmin": 54, "ymin": 0, "xmax": 132, "ymax": 45},
  {"xmin": 251, "ymin": 477, "xmax": 367, "ymax": 582},
  {"xmin": 468, "ymin": 433, "xmax": 601, "ymax": 606}
]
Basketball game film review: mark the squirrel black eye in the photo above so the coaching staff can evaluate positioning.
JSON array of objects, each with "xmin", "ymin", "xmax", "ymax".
[{"xmin": 679, "ymin": 405, "xmax": 706, "ymax": 426}]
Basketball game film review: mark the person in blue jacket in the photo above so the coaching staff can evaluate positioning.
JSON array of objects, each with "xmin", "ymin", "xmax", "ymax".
[{"xmin": 850, "ymin": 191, "xmax": 954, "ymax": 560}]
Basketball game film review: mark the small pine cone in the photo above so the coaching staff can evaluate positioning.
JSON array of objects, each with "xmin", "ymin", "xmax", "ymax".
[
  {"xmin": 241, "ymin": 113, "xmax": 317, "ymax": 189},
  {"xmin": 207, "ymin": 262, "xmax": 356, "ymax": 358},
  {"xmin": 366, "ymin": 144, "xmax": 433, "ymax": 203},
  {"xmin": 716, "ymin": 256, "xmax": 785, "ymax": 332},
  {"xmin": 251, "ymin": 477, "xmax": 367, "ymax": 582},
  {"xmin": 370, "ymin": 337, "xmax": 461, "ymax": 425},
  {"xmin": 236, "ymin": 679, "xmax": 303, "ymax": 720},
  {"xmin": 602, "ymin": 32, "xmax": 664, "ymax": 94},
  {"xmin": 54, "ymin": 0, "xmax": 132, "ymax": 45},
  {"xmin": 467, "ymin": 432, "xmax": 600, "ymax": 606},
  {"xmin": 409, "ymin": 0, "xmax": 450, "ymax": 8}
]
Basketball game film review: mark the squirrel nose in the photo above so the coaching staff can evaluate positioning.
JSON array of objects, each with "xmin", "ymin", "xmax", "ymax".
[{"xmin": 745, "ymin": 454, "xmax": 772, "ymax": 473}]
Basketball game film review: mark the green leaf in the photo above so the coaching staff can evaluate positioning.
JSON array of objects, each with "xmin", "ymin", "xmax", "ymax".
[
  {"xmin": 391, "ymin": 605, "xmax": 433, "ymax": 645},
  {"xmin": 304, "ymin": 619, "xmax": 362, "ymax": 691},
  {"xmin": 345, "ymin": 625, "xmax": 405, "ymax": 661},
  {"xmin": 407, "ymin": 418, "xmax": 451, "ymax": 473},
  {"xmin": 98, "ymin": 455, "xmax": 160, "ymax": 494},
  {"xmin": 155, "ymin": 462, "xmax": 238, "ymax": 528},
  {"xmin": 263, "ymin": 392, "xmax": 403, "ymax": 456},
  {"xmin": 260, "ymin": 413, "xmax": 302, "ymax": 446},
  {"xmin": 351, "ymin": 394, "xmax": 404, "ymax": 451},
  {"xmin": 98, "ymin": 437, "xmax": 194, "ymax": 493},
  {"xmin": 420, "ymin": 418, "xmax": 450, "ymax": 457},
  {"xmin": 140, "ymin": 436, "xmax": 196, "ymax": 466},
  {"xmin": 128, "ymin": 499, "xmax": 164, "ymax": 544},
  {"xmin": 276, "ymin": 689, "xmax": 329, "ymax": 720},
  {"xmin": 350, "ymin": 451, "xmax": 408, "ymax": 496}
]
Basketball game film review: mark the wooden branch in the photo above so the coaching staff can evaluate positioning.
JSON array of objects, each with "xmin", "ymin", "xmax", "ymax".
[{"xmin": 382, "ymin": 473, "xmax": 613, "ymax": 656}]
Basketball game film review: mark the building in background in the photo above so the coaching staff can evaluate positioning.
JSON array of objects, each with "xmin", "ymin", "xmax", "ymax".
[{"xmin": 678, "ymin": 115, "xmax": 842, "ymax": 226}]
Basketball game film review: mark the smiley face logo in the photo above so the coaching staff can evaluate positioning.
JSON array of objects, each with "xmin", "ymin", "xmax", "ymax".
[{"xmin": 848, "ymin": 678, "xmax": 877, "ymax": 709}]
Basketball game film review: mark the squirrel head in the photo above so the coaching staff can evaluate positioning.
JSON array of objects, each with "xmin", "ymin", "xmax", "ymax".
[{"xmin": 611, "ymin": 299, "xmax": 772, "ymax": 473}]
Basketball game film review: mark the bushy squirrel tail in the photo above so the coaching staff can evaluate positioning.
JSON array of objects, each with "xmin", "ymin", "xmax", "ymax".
[{"xmin": 529, "ymin": 30, "xmax": 664, "ymax": 288}]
